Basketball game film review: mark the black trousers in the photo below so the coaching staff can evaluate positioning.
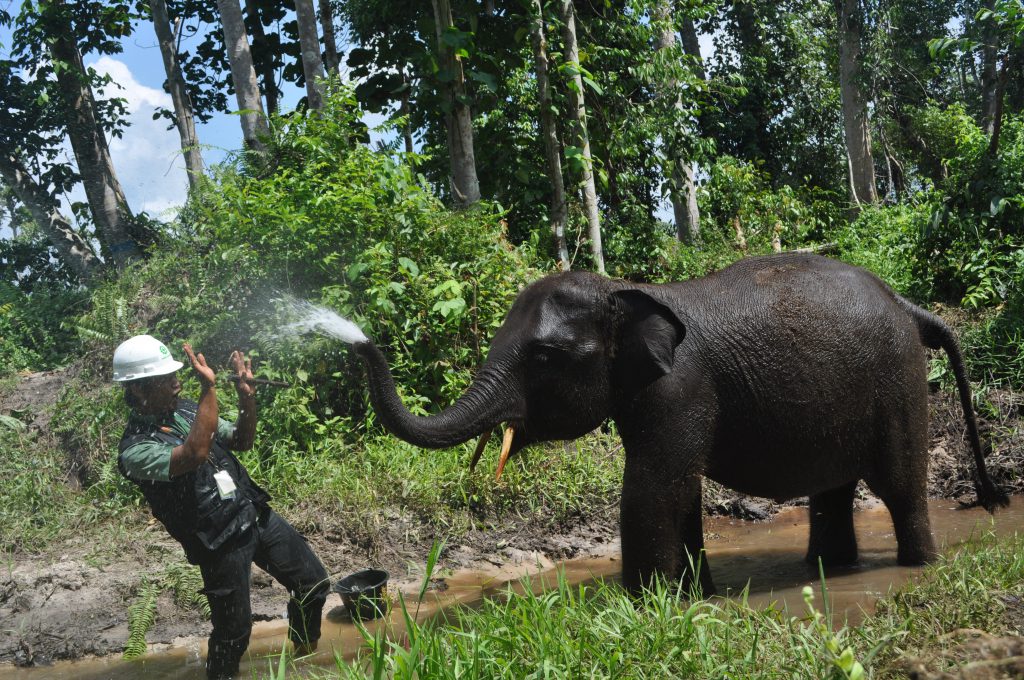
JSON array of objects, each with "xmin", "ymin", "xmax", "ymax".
[{"xmin": 199, "ymin": 509, "xmax": 329, "ymax": 679}]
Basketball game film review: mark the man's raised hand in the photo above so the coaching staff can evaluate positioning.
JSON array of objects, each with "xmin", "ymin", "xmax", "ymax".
[
  {"xmin": 182, "ymin": 343, "xmax": 216, "ymax": 389},
  {"xmin": 230, "ymin": 350, "xmax": 256, "ymax": 398}
]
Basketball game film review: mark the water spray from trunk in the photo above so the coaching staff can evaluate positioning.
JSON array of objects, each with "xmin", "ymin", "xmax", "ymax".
[{"xmin": 271, "ymin": 294, "xmax": 368, "ymax": 344}]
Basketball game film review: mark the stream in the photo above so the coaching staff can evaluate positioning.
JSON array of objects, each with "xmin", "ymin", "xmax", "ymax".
[{"xmin": 6, "ymin": 497, "xmax": 1021, "ymax": 679}]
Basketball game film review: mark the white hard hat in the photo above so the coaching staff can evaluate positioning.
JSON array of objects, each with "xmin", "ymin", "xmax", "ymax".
[{"xmin": 112, "ymin": 335, "xmax": 184, "ymax": 382}]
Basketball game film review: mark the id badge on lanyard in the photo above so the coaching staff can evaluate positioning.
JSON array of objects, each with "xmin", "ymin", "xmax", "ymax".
[{"xmin": 213, "ymin": 469, "xmax": 237, "ymax": 500}]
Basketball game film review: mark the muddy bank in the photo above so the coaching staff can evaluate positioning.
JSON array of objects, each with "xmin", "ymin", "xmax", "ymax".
[{"xmin": 0, "ymin": 372, "xmax": 1021, "ymax": 669}]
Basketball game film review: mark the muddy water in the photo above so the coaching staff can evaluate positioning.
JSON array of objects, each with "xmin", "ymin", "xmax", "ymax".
[{"xmin": 7, "ymin": 497, "xmax": 1021, "ymax": 679}]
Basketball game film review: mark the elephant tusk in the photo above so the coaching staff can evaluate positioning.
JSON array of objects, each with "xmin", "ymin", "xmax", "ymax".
[
  {"xmin": 495, "ymin": 426, "xmax": 515, "ymax": 480},
  {"xmin": 469, "ymin": 430, "xmax": 493, "ymax": 471}
]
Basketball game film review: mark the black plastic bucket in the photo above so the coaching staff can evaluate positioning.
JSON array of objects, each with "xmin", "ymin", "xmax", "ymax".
[{"xmin": 333, "ymin": 569, "xmax": 390, "ymax": 621}]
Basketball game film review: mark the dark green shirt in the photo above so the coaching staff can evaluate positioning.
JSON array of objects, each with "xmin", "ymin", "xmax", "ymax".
[{"xmin": 120, "ymin": 411, "xmax": 236, "ymax": 482}]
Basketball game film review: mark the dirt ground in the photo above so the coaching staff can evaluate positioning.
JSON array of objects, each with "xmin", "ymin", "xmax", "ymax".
[{"xmin": 0, "ymin": 371, "xmax": 1021, "ymax": 669}]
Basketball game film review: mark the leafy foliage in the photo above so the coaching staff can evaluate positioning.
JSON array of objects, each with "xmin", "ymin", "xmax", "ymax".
[
  {"xmin": 123, "ymin": 562, "xmax": 209, "ymax": 660},
  {"xmin": 0, "ymin": 281, "xmax": 86, "ymax": 376},
  {"xmin": 76, "ymin": 85, "xmax": 540, "ymax": 449},
  {"xmin": 123, "ymin": 580, "xmax": 159, "ymax": 660}
]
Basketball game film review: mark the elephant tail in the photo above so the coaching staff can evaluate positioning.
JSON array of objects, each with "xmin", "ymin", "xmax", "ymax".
[{"xmin": 897, "ymin": 296, "xmax": 1009, "ymax": 513}]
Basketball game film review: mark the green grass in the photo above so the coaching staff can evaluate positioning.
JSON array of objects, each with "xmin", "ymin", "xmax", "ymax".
[{"xmin": 270, "ymin": 532, "xmax": 1023, "ymax": 680}]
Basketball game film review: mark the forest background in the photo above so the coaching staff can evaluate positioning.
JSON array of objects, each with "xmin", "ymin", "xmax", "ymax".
[{"xmin": 1, "ymin": 0, "xmax": 1023, "ymax": 675}]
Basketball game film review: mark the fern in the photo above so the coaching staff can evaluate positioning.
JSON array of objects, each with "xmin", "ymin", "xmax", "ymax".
[
  {"xmin": 75, "ymin": 289, "xmax": 133, "ymax": 345},
  {"xmin": 123, "ymin": 580, "xmax": 160, "ymax": 659},
  {"xmin": 122, "ymin": 563, "xmax": 212, "ymax": 660},
  {"xmin": 164, "ymin": 563, "xmax": 211, "ymax": 618}
]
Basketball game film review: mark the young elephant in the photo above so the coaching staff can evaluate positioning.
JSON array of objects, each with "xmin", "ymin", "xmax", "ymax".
[{"xmin": 353, "ymin": 253, "xmax": 1007, "ymax": 594}]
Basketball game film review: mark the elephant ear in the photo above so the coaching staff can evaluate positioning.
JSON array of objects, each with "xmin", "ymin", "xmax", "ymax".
[{"xmin": 610, "ymin": 289, "xmax": 686, "ymax": 395}]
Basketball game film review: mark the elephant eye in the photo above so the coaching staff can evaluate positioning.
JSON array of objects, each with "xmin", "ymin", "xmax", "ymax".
[{"xmin": 530, "ymin": 344, "xmax": 565, "ymax": 365}]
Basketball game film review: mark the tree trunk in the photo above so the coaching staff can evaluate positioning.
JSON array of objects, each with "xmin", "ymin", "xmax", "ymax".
[
  {"xmin": 432, "ymin": 0, "xmax": 481, "ymax": 206},
  {"xmin": 399, "ymin": 65, "xmax": 415, "ymax": 154},
  {"xmin": 655, "ymin": 1, "xmax": 700, "ymax": 244},
  {"xmin": 46, "ymin": 5, "xmax": 142, "ymax": 270},
  {"xmin": 0, "ymin": 152, "xmax": 101, "ymax": 281},
  {"xmin": 731, "ymin": 216, "xmax": 747, "ymax": 251},
  {"xmin": 318, "ymin": 0, "xmax": 341, "ymax": 76},
  {"xmin": 557, "ymin": 0, "xmax": 604, "ymax": 274},
  {"xmin": 679, "ymin": 16, "xmax": 706, "ymax": 81},
  {"xmin": 529, "ymin": 0, "xmax": 570, "ymax": 270},
  {"xmin": 217, "ymin": 0, "xmax": 270, "ymax": 151},
  {"xmin": 987, "ymin": 50, "xmax": 1017, "ymax": 158},
  {"xmin": 294, "ymin": 0, "xmax": 326, "ymax": 110},
  {"xmin": 980, "ymin": 0, "xmax": 999, "ymax": 136},
  {"xmin": 835, "ymin": 0, "xmax": 877, "ymax": 207},
  {"xmin": 242, "ymin": 0, "xmax": 279, "ymax": 115},
  {"xmin": 2, "ymin": 189, "xmax": 20, "ymax": 238},
  {"xmin": 150, "ymin": 0, "xmax": 204, "ymax": 190}
]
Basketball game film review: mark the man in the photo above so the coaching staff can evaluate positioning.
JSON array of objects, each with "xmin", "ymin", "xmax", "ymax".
[{"xmin": 113, "ymin": 334, "xmax": 329, "ymax": 679}]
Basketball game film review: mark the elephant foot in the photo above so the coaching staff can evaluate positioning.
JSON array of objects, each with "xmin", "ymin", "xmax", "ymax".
[{"xmin": 896, "ymin": 542, "xmax": 937, "ymax": 566}]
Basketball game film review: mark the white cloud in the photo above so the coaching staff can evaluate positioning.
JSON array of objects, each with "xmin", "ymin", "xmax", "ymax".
[{"xmin": 87, "ymin": 56, "xmax": 189, "ymax": 218}]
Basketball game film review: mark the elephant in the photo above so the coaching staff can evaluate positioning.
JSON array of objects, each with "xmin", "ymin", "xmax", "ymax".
[{"xmin": 352, "ymin": 253, "xmax": 1007, "ymax": 594}]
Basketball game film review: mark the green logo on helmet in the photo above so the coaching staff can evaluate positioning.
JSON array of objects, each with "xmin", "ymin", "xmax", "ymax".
[{"xmin": 158, "ymin": 344, "xmax": 169, "ymax": 356}]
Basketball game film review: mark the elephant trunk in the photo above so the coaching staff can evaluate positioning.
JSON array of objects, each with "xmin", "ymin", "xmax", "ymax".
[{"xmin": 354, "ymin": 341, "xmax": 521, "ymax": 449}]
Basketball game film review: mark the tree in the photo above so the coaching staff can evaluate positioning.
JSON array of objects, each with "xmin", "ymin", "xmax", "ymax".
[
  {"xmin": 0, "ymin": 154, "xmax": 100, "ymax": 281},
  {"xmin": 150, "ymin": 0, "xmax": 204, "ymax": 190},
  {"xmin": 654, "ymin": 1, "xmax": 700, "ymax": 243},
  {"xmin": 242, "ymin": 0, "xmax": 281, "ymax": 115},
  {"xmin": 318, "ymin": 0, "xmax": 341, "ymax": 75},
  {"xmin": 216, "ymin": 0, "xmax": 270, "ymax": 151},
  {"xmin": 431, "ymin": 0, "xmax": 481, "ymax": 206},
  {"xmin": 33, "ymin": 0, "xmax": 146, "ymax": 269},
  {"xmin": 294, "ymin": 0, "xmax": 327, "ymax": 110},
  {"xmin": 558, "ymin": 0, "xmax": 604, "ymax": 273},
  {"xmin": 701, "ymin": 0, "xmax": 845, "ymax": 193},
  {"xmin": 1, "ymin": 13, "xmax": 109, "ymax": 280},
  {"xmin": 974, "ymin": 0, "xmax": 1024, "ymax": 156},
  {"xmin": 529, "ymin": 0, "xmax": 570, "ymax": 269},
  {"xmin": 835, "ymin": 0, "xmax": 878, "ymax": 207}
]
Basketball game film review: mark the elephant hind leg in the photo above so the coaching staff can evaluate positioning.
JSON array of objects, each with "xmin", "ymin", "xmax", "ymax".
[
  {"xmin": 865, "ymin": 448, "xmax": 936, "ymax": 565},
  {"xmin": 806, "ymin": 481, "xmax": 859, "ymax": 566},
  {"xmin": 869, "ymin": 483, "xmax": 937, "ymax": 565}
]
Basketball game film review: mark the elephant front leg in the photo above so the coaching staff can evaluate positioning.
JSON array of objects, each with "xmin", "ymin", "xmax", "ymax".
[{"xmin": 619, "ymin": 462, "xmax": 712, "ymax": 596}]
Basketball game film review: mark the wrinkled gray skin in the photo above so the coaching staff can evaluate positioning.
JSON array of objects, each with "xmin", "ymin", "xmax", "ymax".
[{"xmin": 355, "ymin": 253, "xmax": 1007, "ymax": 594}]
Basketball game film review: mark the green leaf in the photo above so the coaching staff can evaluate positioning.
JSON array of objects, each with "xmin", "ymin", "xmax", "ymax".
[
  {"xmin": 468, "ymin": 71, "xmax": 498, "ymax": 92},
  {"xmin": 398, "ymin": 257, "xmax": 420, "ymax": 277},
  {"xmin": 432, "ymin": 297, "xmax": 466, "ymax": 318},
  {"xmin": 347, "ymin": 262, "xmax": 368, "ymax": 281},
  {"xmin": 582, "ymin": 76, "xmax": 603, "ymax": 95},
  {"xmin": 0, "ymin": 414, "xmax": 25, "ymax": 431}
]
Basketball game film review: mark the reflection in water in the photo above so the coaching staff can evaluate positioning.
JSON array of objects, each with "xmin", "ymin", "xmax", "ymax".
[{"xmin": 6, "ymin": 497, "xmax": 1020, "ymax": 679}]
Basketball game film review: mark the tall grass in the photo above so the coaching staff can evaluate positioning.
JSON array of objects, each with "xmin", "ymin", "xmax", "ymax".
[{"xmin": 278, "ymin": 532, "xmax": 1024, "ymax": 679}]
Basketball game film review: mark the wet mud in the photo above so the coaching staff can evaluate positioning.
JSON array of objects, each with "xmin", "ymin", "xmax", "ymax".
[{"xmin": 5, "ymin": 497, "xmax": 1022, "ymax": 680}]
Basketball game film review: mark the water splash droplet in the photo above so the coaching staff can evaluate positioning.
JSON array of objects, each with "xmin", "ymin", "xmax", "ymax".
[{"xmin": 272, "ymin": 294, "xmax": 369, "ymax": 345}]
